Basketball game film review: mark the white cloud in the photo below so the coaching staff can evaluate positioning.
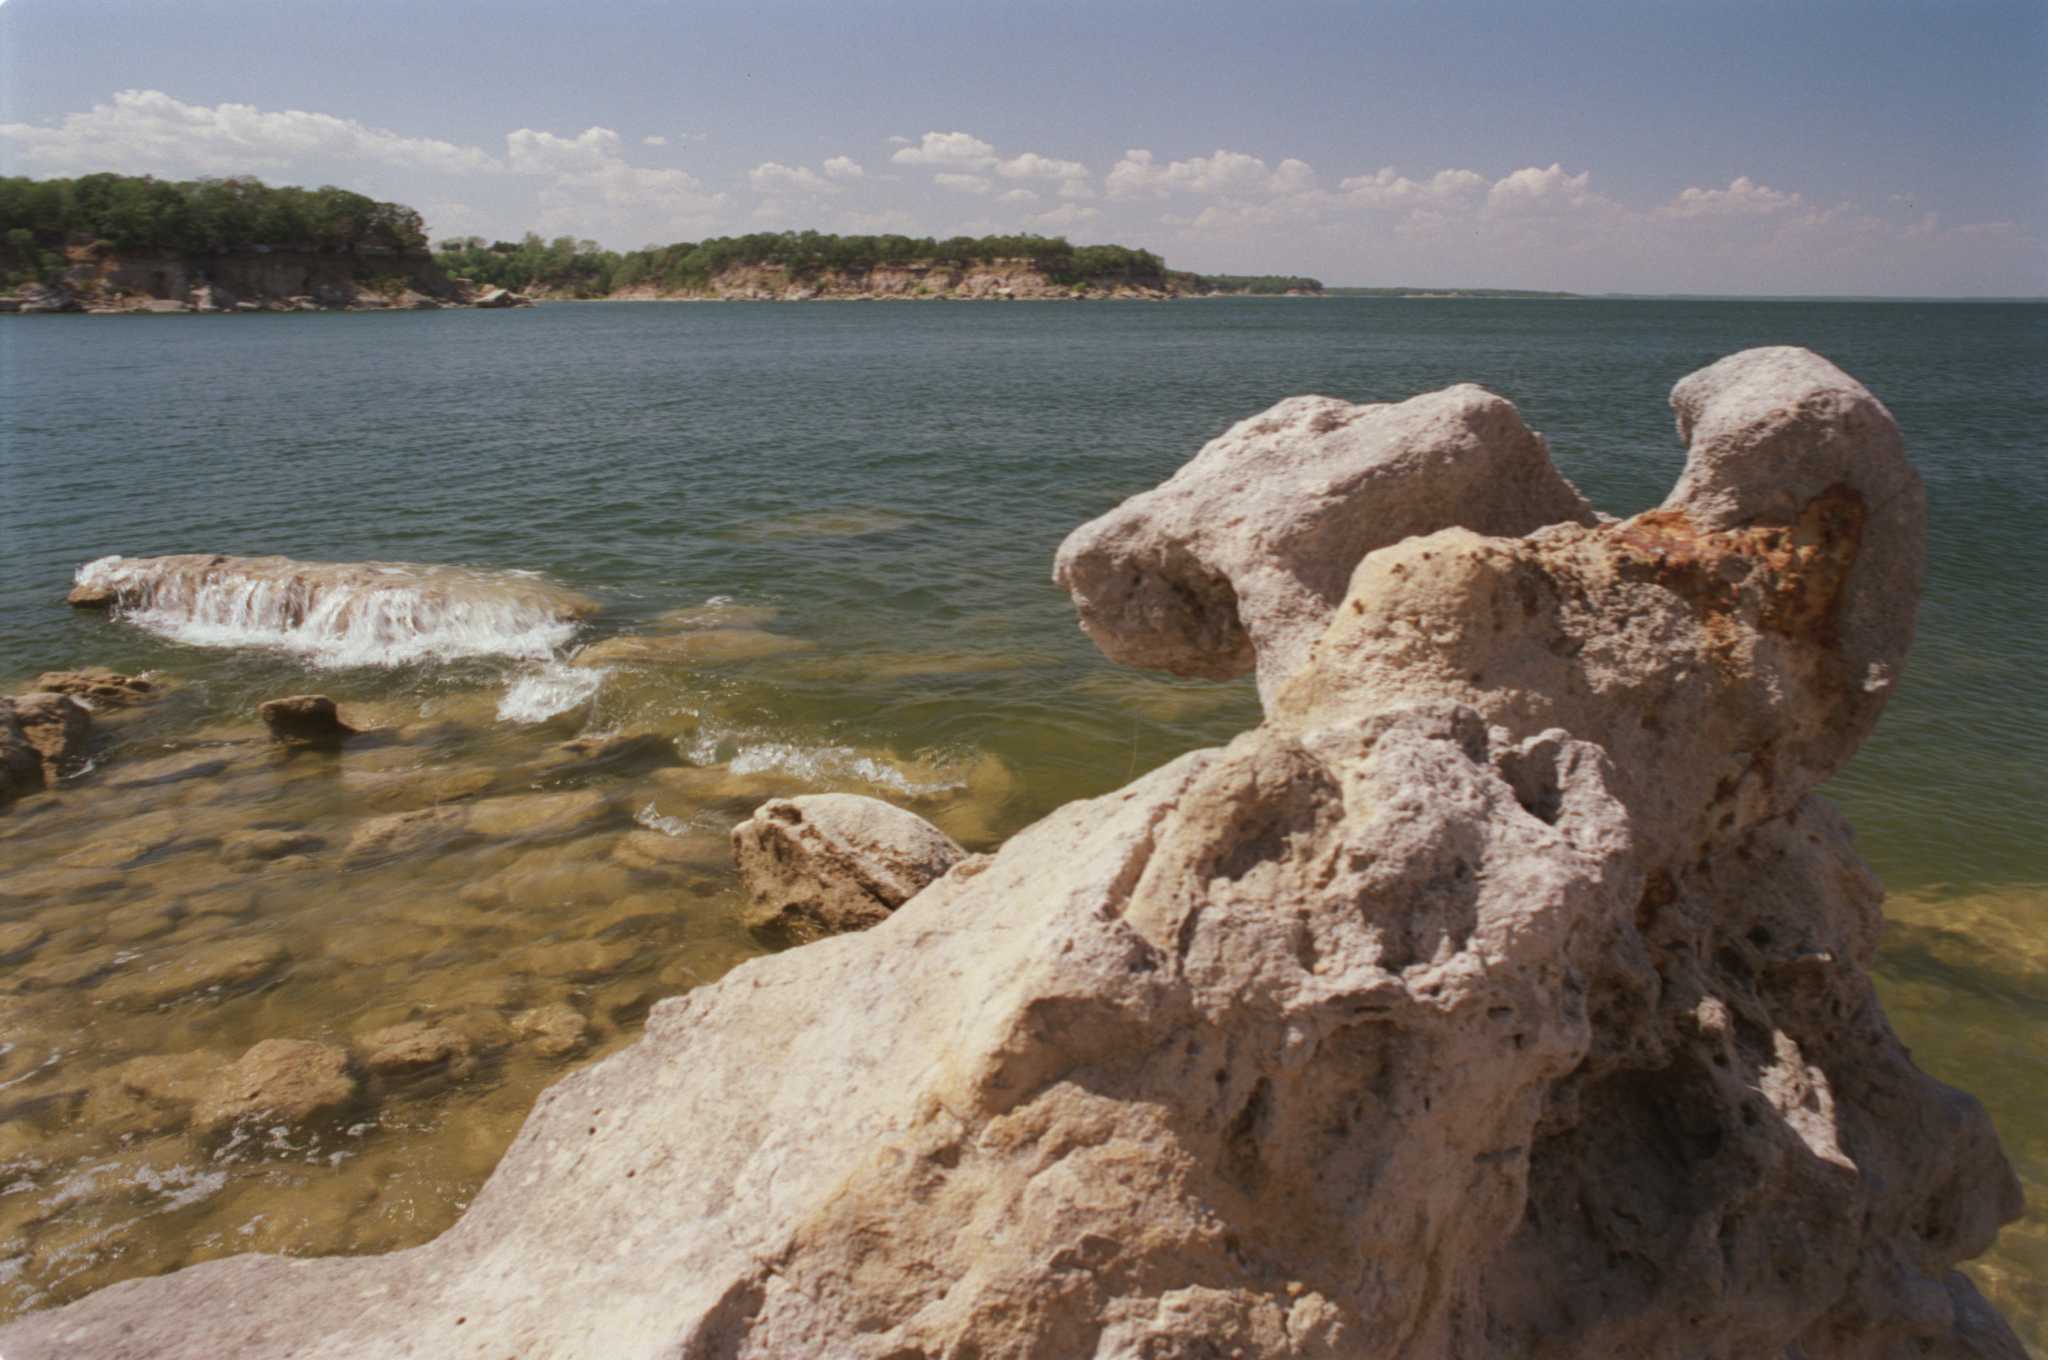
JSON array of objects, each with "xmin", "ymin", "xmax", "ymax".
[
  {"xmin": 1105, "ymin": 147, "xmax": 1313, "ymax": 199},
  {"xmin": 1486, "ymin": 163, "xmax": 1596, "ymax": 215},
  {"xmin": 1338, "ymin": 166, "xmax": 1487, "ymax": 208},
  {"xmin": 1058, "ymin": 179, "xmax": 1097, "ymax": 201},
  {"xmin": 998, "ymin": 188, "xmax": 1040, "ymax": 205},
  {"xmin": 891, "ymin": 131, "xmax": 997, "ymax": 169},
  {"xmin": 0, "ymin": 88, "xmax": 498, "ymax": 177},
  {"xmin": 749, "ymin": 160, "xmax": 838, "ymax": 195},
  {"xmin": 934, "ymin": 172, "xmax": 992, "ymax": 195},
  {"xmin": 1662, "ymin": 175, "xmax": 1804, "ymax": 218},
  {"xmin": 997, "ymin": 151, "xmax": 1088, "ymax": 182},
  {"xmin": 642, "ymin": 135, "xmax": 669, "ymax": 148},
  {"xmin": 822, "ymin": 155, "xmax": 864, "ymax": 181}
]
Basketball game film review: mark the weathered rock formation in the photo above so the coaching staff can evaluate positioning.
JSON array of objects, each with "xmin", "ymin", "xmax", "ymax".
[
  {"xmin": 0, "ymin": 687, "xmax": 96, "ymax": 806},
  {"xmin": 1053, "ymin": 382, "xmax": 1596, "ymax": 705},
  {"xmin": 0, "ymin": 348, "xmax": 2023, "ymax": 1359},
  {"xmin": 732, "ymin": 793, "xmax": 970, "ymax": 940},
  {"xmin": 258, "ymin": 694, "xmax": 356, "ymax": 746}
]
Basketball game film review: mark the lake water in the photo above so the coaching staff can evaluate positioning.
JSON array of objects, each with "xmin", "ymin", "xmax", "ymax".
[{"xmin": 1, "ymin": 297, "xmax": 2043, "ymax": 1344}]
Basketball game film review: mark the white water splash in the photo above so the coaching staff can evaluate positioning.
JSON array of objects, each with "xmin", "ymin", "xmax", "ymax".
[
  {"xmin": 724, "ymin": 741, "xmax": 967, "ymax": 797},
  {"xmin": 75, "ymin": 554, "xmax": 594, "ymax": 669},
  {"xmin": 634, "ymin": 802, "xmax": 693, "ymax": 837},
  {"xmin": 496, "ymin": 662, "xmax": 608, "ymax": 724}
]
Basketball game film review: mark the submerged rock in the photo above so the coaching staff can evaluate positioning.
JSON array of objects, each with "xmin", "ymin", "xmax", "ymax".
[
  {"xmin": 511, "ymin": 1002, "xmax": 590, "ymax": 1058},
  {"xmin": 0, "ymin": 700, "xmax": 45, "ymax": 807},
  {"xmin": 9, "ymin": 692, "xmax": 92, "ymax": 779},
  {"xmin": 731, "ymin": 793, "xmax": 967, "ymax": 940},
  {"xmin": 0, "ymin": 349, "xmax": 2022, "ymax": 1358},
  {"xmin": 355, "ymin": 1021, "xmax": 477, "ymax": 1084},
  {"xmin": 28, "ymin": 668, "xmax": 159, "ymax": 706},
  {"xmin": 572, "ymin": 628, "xmax": 813, "ymax": 668},
  {"xmin": 192, "ymin": 1039, "xmax": 357, "ymax": 1136},
  {"xmin": 257, "ymin": 694, "xmax": 355, "ymax": 745}
]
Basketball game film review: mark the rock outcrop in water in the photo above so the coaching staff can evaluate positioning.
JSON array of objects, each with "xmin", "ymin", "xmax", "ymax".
[
  {"xmin": 731, "ymin": 793, "xmax": 970, "ymax": 940},
  {"xmin": 68, "ymin": 553, "xmax": 599, "ymax": 668},
  {"xmin": 0, "ymin": 348, "xmax": 2023, "ymax": 1359}
]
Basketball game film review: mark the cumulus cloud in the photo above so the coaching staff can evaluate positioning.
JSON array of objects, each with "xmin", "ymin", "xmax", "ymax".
[
  {"xmin": 997, "ymin": 151, "xmax": 1088, "ymax": 182},
  {"xmin": 934, "ymin": 172, "xmax": 992, "ymax": 195},
  {"xmin": 1338, "ymin": 166, "xmax": 1487, "ymax": 208},
  {"xmin": 999, "ymin": 188, "xmax": 1040, "ymax": 205},
  {"xmin": 1485, "ymin": 163, "xmax": 1596, "ymax": 215},
  {"xmin": 1105, "ymin": 148, "xmax": 1314, "ymax": 199},
  {"xmin": 642, "ymin": 135, "xmax": 670, "ymax": 148},
  {"xmin": 891, "ymin": 131, "xmax": 997, "ymax": 169},
  {"xmin": 822, "ymin": 156, "xmax": 864, "ymax": 181},
  {"xmin": 0, "ymin": 88, "xmax": 498, "ymax": 177},
  {"xmin": 749, "ymin": 161, "xmax": 838, "ymax": 195},
  {"xmin": 1662, "ymin": 175, "xmax": 1804, "ymax": 218}
]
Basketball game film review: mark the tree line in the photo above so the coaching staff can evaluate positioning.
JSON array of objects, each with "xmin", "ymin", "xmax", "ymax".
[
  {"xmin": 1, "ymin": 174, "xmax": 429, "ymax": 284},
  {"xmin": 431, "ymin": 230, "xmax": 1175, "ymax": 297}
]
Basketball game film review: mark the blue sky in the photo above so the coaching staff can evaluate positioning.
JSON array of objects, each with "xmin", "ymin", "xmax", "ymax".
[{"xmin": 2, "ymin": 0, "xmax": 2042, "ymax": 294}]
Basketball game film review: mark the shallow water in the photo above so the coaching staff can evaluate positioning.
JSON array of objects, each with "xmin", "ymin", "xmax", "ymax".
[{"xmin": 1, "ymin": 298, "xmax": 2043, "ymax": 1342}]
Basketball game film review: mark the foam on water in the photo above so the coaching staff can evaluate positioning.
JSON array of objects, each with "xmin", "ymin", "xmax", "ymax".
[
  {"xmin": 722, "ymin": 740, "xmax": 967, "ymax": 797},
  {"xmin": 75, "ymin": 554, "xmax": 593, "ymax": 669},
  {"xmin": 496, "ymin": 662, "xmax": 608, "ymax": 724}
]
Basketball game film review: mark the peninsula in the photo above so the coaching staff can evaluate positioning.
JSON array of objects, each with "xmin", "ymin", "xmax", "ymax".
[{"xmin": 2, "ymin": 173, "xmax": 1349, "ymax": 311}]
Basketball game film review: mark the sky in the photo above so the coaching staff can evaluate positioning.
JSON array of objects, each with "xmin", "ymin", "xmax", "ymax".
[{"xmin": 1, "ymin": 0, "xmax": 2042, "ymax": 295}]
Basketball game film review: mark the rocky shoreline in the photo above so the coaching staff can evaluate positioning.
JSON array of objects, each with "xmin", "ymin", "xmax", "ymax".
[{"xmin": 0, "ymin": 347, "xmax": 2026, "ymax": 1357}]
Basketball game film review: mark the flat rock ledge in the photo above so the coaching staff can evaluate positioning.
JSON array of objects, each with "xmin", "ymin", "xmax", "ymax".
[{"xmin": 0, "ymin": 348, "xmax": 2024, "ymax": 1360}]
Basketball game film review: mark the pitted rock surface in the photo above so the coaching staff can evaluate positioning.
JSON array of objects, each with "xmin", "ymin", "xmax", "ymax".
[{"xmin": 0, "ymin": 349, "xmax": 2019, "ymax": 1360}]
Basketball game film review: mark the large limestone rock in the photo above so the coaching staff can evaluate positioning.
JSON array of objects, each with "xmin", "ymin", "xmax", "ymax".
[
  {"xmin": 0, "ymin": 349, "xmax": 2022, "ymax": 1359},
  {"xmin": 1053, "ymin": 383, "xmax": 1596, "ymax": 703},
  {"xmin": 731, "ymin": 793, "xmax": 968, "ymax": 940}
]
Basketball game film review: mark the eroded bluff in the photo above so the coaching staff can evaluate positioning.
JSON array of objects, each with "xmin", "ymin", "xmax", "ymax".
[{"xmin": 0, "ymin": 347, "xmax": 2022, "ymax": 1359}]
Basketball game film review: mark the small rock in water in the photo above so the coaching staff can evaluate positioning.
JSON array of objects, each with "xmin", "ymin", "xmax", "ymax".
[
  {"xmin": 258, "ymin": 695, "xmax": 356, "ymax": 746},
  {"xmin": 345, "ymin": 805, "xmax": 477, "ymax": 864},
  {"xmin": 731, "ymin": 793, "xmax": 966, "ymax": 941},
  {"xmin": 9, "ymin": 692, "xmax": 92, "ymax": 779},
  {"xmin": 511, "ymin": 1003, "xmax": 589, "ymax": 1058},
  {"xmin": 536, "ymin": 730, "xmax": 682, "ymax": 780},
  {"xmin": 104, "ymin": 936, "xmax": 290, "ymax": 1010},
  {"xmin": 355, "ymin": 1021, "xmax": 478, "ymax": 1082},
  {"xmin": 29, "ymin": 668, "xmax": 158, "ymax": 707},
  {"xmin": 516, "ymin": 935, "xmax": 642, "ymax": 982},
  {"xmin": 81, "ymin": 1052, "xmax": 215, "ymax": 1136},
  {"xmin": 220, "ymin": 829, "xmax": 328, "ymax": 865},
  {"xmin": 466, "ymin": 788, "xmax": 615, "ymax": 842},
  {"xmin": 192, "ymin": 1039, "xmax": 358, "ymax": 1136},
  {"xmin": 0, "ymin": 700, "xmax": 47, "ymax": 806}
]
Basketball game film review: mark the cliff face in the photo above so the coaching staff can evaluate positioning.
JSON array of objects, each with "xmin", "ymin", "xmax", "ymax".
[
  {"xmin": 611, "ymin": 256, "xmax": 1179, "ymax": 301},
  {"xmin": 24, "ymin": 244, "xmax": 464, "ymax": 312}
]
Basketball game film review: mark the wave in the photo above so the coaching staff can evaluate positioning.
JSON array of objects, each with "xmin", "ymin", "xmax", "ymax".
[{"xmin": 74, "ymin": 554, "xmax": 598, "ymax": 670}]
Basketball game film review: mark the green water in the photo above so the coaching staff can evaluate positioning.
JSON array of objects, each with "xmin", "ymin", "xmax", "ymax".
[{"xmin": 1, "ymin": 298, "xmax": 2043, "ymax": 1339}]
